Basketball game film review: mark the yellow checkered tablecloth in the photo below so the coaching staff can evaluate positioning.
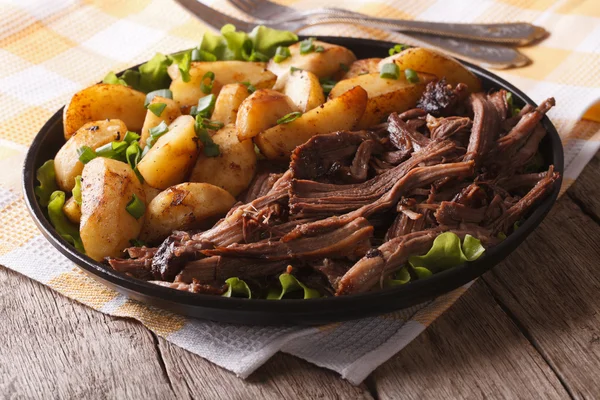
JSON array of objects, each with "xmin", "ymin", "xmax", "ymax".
[{"xmin": 1, "ymin": 0, "xmax": 599, "ymax": 384}]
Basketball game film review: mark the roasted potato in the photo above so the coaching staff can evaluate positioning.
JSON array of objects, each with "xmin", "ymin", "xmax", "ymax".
[
  {"xmin": 282, "ymin": 70, "xmax": 325, "ymax": 112},
  {"xmin": 169, "ymin": 61, "xmax": 277, "ymax": 107},
  {"xmin": 268, "ymin": 40, "xmax": 356, "ymax": 89},
  {"xmin": 137, "ymin": 115, "xmax": 199, "ymax": 189},
  {"xmin": 143, "ymin": 182, "xmax": 162, "ymax": 204},
  {"xmin": 140, "ymin": 182, "xmax": 235, "ymax": 243},
  {"xmin": 329, "ymin": 72, "xmax": 435, "ymax": 129},
  {"xmin": 255, "ymin": 86, "xmax": 368, "ymax": 160},
  {"xmin": 341, "ymin": 58, "xmax": 382, "ymax": 79},
  {"xmin": 378, "ymin": 48, "xmax": 482, "ymax": 92},
  {"xmin": 211, "ymin": 83, "xmax": 251, "ymax": 125},
  {"xmin": 189, "ymin": 124, "xmax": 257, "ymax": 196},
  {"xmin": 140, "ymin": 96, "xmax": 181, "ymax": 148},
  {"xmin": 80, "ymin": 158, "xmax": 146, "ymax": 261},
  {"xmin": 63, "ymin": 84, "xmax": 146, "ymax": 140},
  {"xmin": 63, "ymin": 197, "xmax": 81, "ymax": 224},
  {"xmin": 236, "ymin": 89, "xmax": 298, "ymax": 141},
  {"xmin": 54, "ymin": 119, "xmax": 127, "ymax": 192}
]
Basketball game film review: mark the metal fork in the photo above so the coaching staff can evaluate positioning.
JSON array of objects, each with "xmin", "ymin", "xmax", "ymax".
[{"xmin": 175, "ymin": 0, "xmax": 530, "ymax": 68}]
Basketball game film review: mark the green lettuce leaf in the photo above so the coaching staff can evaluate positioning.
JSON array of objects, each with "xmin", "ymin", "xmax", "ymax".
[
  {"xmin": 385, "ymin": 267, "xmax": 411, "ymax": 287},
  {"xmin": 138, "ymin": 53, "xmax": 173, "ymax": 93},
  {"xmin": 408, "ymin": 232, "xmax": 485, "ymax": 275},
  {"xmin": 267, "ymin": 273, "xmax": 320, "ymax": 299},
  {"xmin": 220, "ymin": 24, "xmax": 253, "ymax": 60},
  {"xmin": 222, "ymin": 277, "xmax": 252, "ymax": 298},
  {"xmin": 102, "ymin": 71, "xmax": 127, "ymax": 86},
  {"xmin": 199, "ymin": 30, "xmax": 228, "ymax": 59},
  {"xmin": 34, "ymin": 160, "xmax": 59, "ymax": 207},
  {"xmin": 248, "ymin": 26, "xmax": 299, "ymax": 58},
  {"xmin": 48, "ymin": 191, "xmax": 84, "ymax": 253},
  {"xmin": 72, "ymin": 175, "xmax": 82, "ymax": 205}
]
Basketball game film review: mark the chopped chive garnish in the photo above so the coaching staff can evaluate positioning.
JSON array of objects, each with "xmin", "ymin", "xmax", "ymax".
[
  {"xmin": 299, "ymin": 37, "xmax": 316, "ymax": 54},
  {"xmin": 148, "ymin": 121, "xmax": 169, "ymax": 139},
  {"xmin": 380, "ymin": 63, "xmax": 400, "ymax": 80},
  {"xmin": 178, "ymin": 51, "xmax": 191, "ymax": 83},
  {"xmin": 129, "ymin": 238, "xmax": 147, "ymax": 247},
  {"xmin": 126, "ymin": 140, "xmax": 144, "ymax": 183},
  {"xmin": 195, "ymin": 94, "xmax": 216, "ymax": 118},
  {"xmin": 200, "ymin": 71, "xmax": 215, "ymax": 94},
  {"xmin": 277, "ymin": 111, "xmax": 302, "ymax": 124},
  {"xmin": 241, "ymin": 81, "xmax": 256, "ymax": 93},
  {"xmin": 144, "ymin": 89, "xmax": 173, "ymax": 107},
  {"xmin": 273, "ymin": 46, "xmax": 291, "ymax": 63},
  {"xmin": 95, "ymin": 141, "xmax": 128, "ymax": 159},
  {"xmin": 319, "ymin": 77, "xmax": 337, "ymax": 96},
  {"xmin": 315, "ymin": 45, "xmax": 325, "ymax": 53},
  {"xmin": 202, "ymin": 119, "xmax": 225, "ymax": 131},
  {"xmin": 290, "ymin": 66, "xmax": 302, "ymax": 73},
  {"xmin": 125, "ymin": 193, "xmax": 145, "ymax": 219},
  {"xmin": 340, "ymin": 63, "xmax": 349, "ymax": 72},
  {"xmin": 72, "ymin": 175, "xmax": 83, "ymax": 205},
  {"xmin": 249, "ymin": 51, "xmax": 269, "ymax": 62},
  {"xmin": 123, "ymin": 131, "xmax": 140, "ymax": 144},
  {"xmin": 194, "ymin": 115, "xmax": 221, "ymax": 157},
  {"xmin": 404, "ymin": 68, "xmax": 419, "ymax": 83},
  {"xmin": 388, "ymin": 44, "xmax": 409, "ymax": 56},
  {"xmin": 77, "ymin": 146, "xmax": 97, "ymax": 164},
  {"xmin": 147, "ymin": 102, "xmax": 167, "ymax": 117}
]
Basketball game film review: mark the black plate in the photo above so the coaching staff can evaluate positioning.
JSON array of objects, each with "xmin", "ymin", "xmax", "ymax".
[{"xmin": 23, "ymin": 36, "xmax": 563, "ymax": 325}]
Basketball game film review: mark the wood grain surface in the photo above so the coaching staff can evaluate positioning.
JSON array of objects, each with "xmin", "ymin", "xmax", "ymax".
[{"xmin": 1, "ymin": 152, "xmax": 599, "ymax": 399}]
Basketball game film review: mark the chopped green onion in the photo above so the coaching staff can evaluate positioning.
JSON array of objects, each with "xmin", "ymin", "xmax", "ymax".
[
  {"xmin": 299, "ymin": 37, "xmax": 316, "ymax": 54},
  {"xmin": 95, "ymin": 141, "xmax": 128, "ymax": 160},
  {"xmin": 273, "ymin": 46, "xmax": 291, "ymax": 63},
  {"xmin": 222, "ymin": 277, "xmax": 252, "ymax": 298},
  {"xmin": 388, "ymin": 44, "xmax": 409, "ymax": 56},
  {"xmin": 123, "ymin": 131, "xmax": 140, "ymax": 144},
  {"xmin": 195, "ymin": 94, "xmax": 216, "ymax": 118},
  {"xmin": 34, "ymin": 160, "xmax": 59, "ymax": 207},
  {"xmin": 248, "ymin": 51, "xmax": 269, "ymax": 62},
  {"xmin": 126, "ymin": 141, "xmax": 144, "ymax": 183},
  {"xmin": 404, "ymin": 68, "xmax": 419, "ymax": 83},
  {"xmin": 277, "ymin": 111, "xmax": 302, "ymax": 124},
  {"xmin": 72, "ymin": 175, "xmax": 83, "ymax": 205},
  {"xmin": 290, "ymin": 66, "xmax": 302, "ymax": 73},
  {"xmin": 144, "ymin": 89, "xmax": 173, "ymax": 107},
  {"xmin": 241, "ymin": 81, "xmax": 256, "ymax": 93},
  {"xmin": 125, "ymin": 193, "xmax": 145, "ymax": 219},
  {"xmin": 315, "ymin": 45, "xmax": 325, "ymax": 53},
  {"xmin": 102, "ymin": 71, "xmax": 127, "ymax": 86},
  {"xmin": 130, "ymin": 238, "xmax": 147, "ymax": 247},
  {"xmin": 380, "ymin": 63, "xmax": 400, "ymax": 80},
  {"xmin": 506, "ymin": 92, "xmax": 521, "ymax": 117},
  {"xmin": 147, "ymin": 102, "xmax": 167, "ymax": 117},
  {"xmin": 202, "ymin": 119, "xmax": 225, "ymax": 131},
  {"xmin": 77, "ymin": 146, "xmax": 97, "ymax": 164},
  {"xmin": 319, "ymin": 77, "xmax": 337, "ymax": 96},
  {"xmin": 339, "ymin": 63, "xmax": 349, "ymax": 72},
  {"xmin": 200, "ymin": 71, "xmax": 215, "ymax": 94},
  {"xmin": 148, "ymin": 121, "xmax": 169, "ymax": 139},
  {"xmin": 177, "ymin": 50, "xmax": 191, "ymax": 83},
  {"xmin": 195, "ymin": 124, "xmax": 221, "ymax": 158},
  {"xmin": 48, "ymin": 191, "xmax": 85, "ymax": 252}
]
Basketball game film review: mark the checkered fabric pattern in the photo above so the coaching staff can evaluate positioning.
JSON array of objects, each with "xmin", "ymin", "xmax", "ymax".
[{"xmin": 0, "ymin": 0, "xmax": 598, "ymax": 384}]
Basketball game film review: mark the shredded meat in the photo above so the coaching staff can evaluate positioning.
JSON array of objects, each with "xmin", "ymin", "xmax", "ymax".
[{"xmin": 417, "ymin": 79, "xmax": 468, "ymax": 116}]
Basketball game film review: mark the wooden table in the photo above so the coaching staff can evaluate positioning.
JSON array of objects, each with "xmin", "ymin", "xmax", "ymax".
[{"xmin": 2, "ymin": 153, "xmax": 600, "ymax": 399}]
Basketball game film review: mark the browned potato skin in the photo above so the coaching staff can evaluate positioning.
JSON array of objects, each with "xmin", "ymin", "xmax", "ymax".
[
  {"xmin": 80, "ymin": 158, "xmax": 146, "ymax": 261},
  {"xmin": 54, "ymin": 119, "xmax": 127, "ymax": 192},
  {"xmin": 143, "ymin": 183, "xmax": 162, "ymax": 204},
  {"xmin": 189, "ymin": 124, "xmax": 257, "ymax": 197},
  {"xmin": 63, "ymin": 84, "xmax": 146, "ymax": 140},
  {"xmin": 140, "ymin": 183, "xmax": 236, "ymax": 244},
  {"xmin": 282, "ymin": 70, "xmax": 325, "ymax": 112},
  {"xmin": 329, "ymin": 72, "xmax": 435, "ymax": 129},
  {"xmin": 211, "ymin": 83, "xmax": 251, "ymax": 125},
  {"xmin": 236, "ymin": 89, "xmax": 298, "ymax": 141},
  {"xmin": 63, "ymin": 197, "xmax": 81, "ymax": 224},
  {"xmin": 340, "ymin": 58, "xmax": 382, "ymax": 80},
  {"xmin": 255, "ymin": 86, "xmax": 368, "ymax": 160},
  {"xmin": 140, "ymin": 96, "xmax": 181, "ymax": 148},
  {"xmin": 380, "ymin": 48, "xmax": 482, "ymax": 92}
]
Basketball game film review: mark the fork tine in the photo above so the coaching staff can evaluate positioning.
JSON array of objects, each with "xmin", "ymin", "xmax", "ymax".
[{"xmin": 175, "ymin": 0, "xmax": 255, "ymax": 31}]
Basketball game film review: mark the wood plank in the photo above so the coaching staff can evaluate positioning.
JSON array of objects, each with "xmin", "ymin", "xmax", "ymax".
[
  {"xmin": 155, "ymin": 336, "xmax": 373, "ymax": 400},
  {"xmin": 371, "ymin": 280, "xmax": 569, "ymax": 399},
  {"xmin": 483, "ymin": 195, "xmax": 600, "ymax": 398},
  {"xmin": 567, "ymin": 151, "xmax": 600, "ymax": 221},
  {"xmin": 0, "ymin": 267, "xmax": 177, "ymax": 399}
]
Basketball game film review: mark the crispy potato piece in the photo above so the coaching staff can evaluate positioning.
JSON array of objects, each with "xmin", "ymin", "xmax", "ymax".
[
  {"xmin": 379, "ymin": 48, "xmax": 482, "ymax": 92},
  {"xmin": 63, "ymin": 84, "xmax": 146, "ymax": 140},
  {"xmin": 80, "ymin": 158, "xmax": 146, "ymax": 261},
  {"xmin": 268, "ymin": 41, "xmax": 356, "ymax": 89},
  {"xmin": 236, "ymin": 89, "xmax": 298, "ymax": 141},
  {"xmin": 54, "ymin": 119, "xmax": 127, "ymax": 192},
  {"xmin": 63, "ymin": 197, "xmax": 81, "ymax": 224},
  {"xmin": 140, "ymin": 96, "xmax": 181, "ymax": 148},
  {"xmin": 329, "ymin": 72, "xmax": 435, "ymax": 129},
  {"xmin": 190, "ymin": 124, "xmax": 257, "ymax": 196},
  {"xmin": 169, "ymin": 61, "xmax": 276, "ymax": 107},
  {"xmin": 143, "ymin": 182, "xmax": 162, "ymax": 204},
  {"xmin": 211, "ymin": 83, "xmax": 251, "ymax": 125},
  {"xmin": 140, "ymin": 183, "xmax": 235, "ymax": 243},
  {"xmin": 282, "ymin": 70, "xmax": 325, "ymax": 112},
  {"xmin": 137, "ymin": 115, "xmax": 199, "ymax": 189},
  {"xmin": 255, "ymin": 86, "xmax": 368, "ymax": 160},
  {"xmin": 341, "ymin": 58, "xmax": 382, "ymax": 79}
]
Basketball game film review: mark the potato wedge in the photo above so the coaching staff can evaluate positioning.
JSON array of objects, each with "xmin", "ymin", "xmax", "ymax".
[
  {"xmin": 169, "ymin": 61, "xmax": 276, "ymax": 107},
  {"xmin": 140, "ymin": 96, "xmax": 181, "ymax": 148},
  {"xmin": 63, "ymin": 84, "xmax": 146, "ymax": 140},
  {"xmin": 143, "ymin": 182, "xmax": 162, "ymax": 204},
  {"xmin": 341, "ymin": 58, "xmax": 382, "ymax": 79},
  {"xmin": 80, "ymin": 158, "xmax": 146, "ymax": 261},
  {"xmin": 54, "ymin": 119, "xmax": 127, "ymax": 192},
  {"xmin": 378, "ymin": 48, "xmax": 482, "ymax": 92},
  {"xmin": 236, "ymin": 89, "xmax": 298, "ymax": 141},
  {"xmin": 268, "ymin": 40, "xmax": 356, "ymax": 89},
  {"xmin": 137, "ymin": 115, "xmax": 199, "ymax": 189},
  {"xmin": 255, "ymin": 86, "xmax": 368, "ymax": 160},
  {"xmin": 329, "ymin": 72, "xmax": 435, "ymax": 129},
  {"xmin": 190, "ymin": 124, "xmax": 256, "ymax": 196},
  {"xmin": 282, "ymin": 70, "xmax": 325, "ymax": 112},
  {"xmin": 140, "ymin": 183, "xmax": 235, "ymax": 244},
  {"xmin": 211, "ymin": 83, "xmax": 251, "ymax": 125},
  {"xmin": 63, "ymin": 197, "xmax": 81, "ymax": 224}
]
